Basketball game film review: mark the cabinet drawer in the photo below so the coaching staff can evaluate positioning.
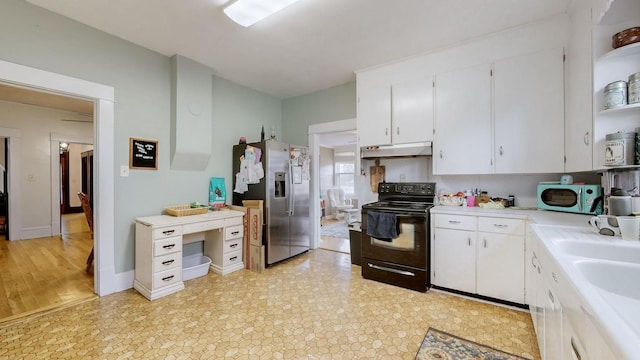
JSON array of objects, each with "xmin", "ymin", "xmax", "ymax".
[
  {"xmin": 153, "ymin": 236, "xmax": 182, "ymax": 256},
  {"xmin": 478, "ymin": 217, "xmax": 525, "ymax": 236},
  {"xmin": 225, "ymin": 216, "xmax": 243, "ymax": 227},
  {"xmin": 153, "ymin": 226, "xmax": 182, "ymax": 239},
  {"xmin": 224, "ymin": 238, "xmax": 243, "ymax": 254},
  {"xmin": 183, "ymin": 220, "xmax": 223, "ymax": 234},
  {"xmin": 223, "ymin": 249, "xmax": 243, "ymax": 267},
  {"xmin": 153, "ymin": 253, "xmax": 182, "ymax": 272},
  {"xmin": 225, "ymin": 225, "xmax": 244, "ymax": 240},
  {"xmin": 434, "ymin": 214, "xmax": 476, "ymax": 231},
  {"xmin": 153, "ymin": 267, "xmax": 182, "ymax": 289}
]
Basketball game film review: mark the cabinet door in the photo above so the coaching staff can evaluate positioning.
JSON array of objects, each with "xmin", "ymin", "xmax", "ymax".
[
  {"xmin": 494, "ymin": 47, "xmax": 565, "ymax": 173},
  {"xmin": 543, "ymin": 281, "xmax": 563, "ymax": 360},
  {"xmin": 434, "ymin": 64, "xmax": 493, "ymax": 174},
  {"xmin": 433, "ymin": 228, "xmax": 476, "ymax": 293},
  {"xmin": 565, "ymin": 6, "xmax": 594, "ymax": 172},
  {"xmin": 357, "ymin": 82, "xmax": 392, "ymax": 147},
  {"xmin": 477, "ymin": 232, "xmax": 525, "ymax": 304},
  {"xmin": 392, "ymin": 77, "xmax": 434, "ymax": 144}
]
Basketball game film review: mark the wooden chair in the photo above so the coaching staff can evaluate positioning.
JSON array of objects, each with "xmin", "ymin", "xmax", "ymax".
[{"xmin": 77, "ymin": 192, "xmax": 94, "ymax": 273}]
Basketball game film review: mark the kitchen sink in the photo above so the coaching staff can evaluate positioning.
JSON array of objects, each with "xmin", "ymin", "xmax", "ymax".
[
  {"xmin": 573, "ymin": 260, "xmax": 640, "ymax": 300},
  {"xmin": 556, "ymin": 240, "xmax": 640, "ymax": 264}
]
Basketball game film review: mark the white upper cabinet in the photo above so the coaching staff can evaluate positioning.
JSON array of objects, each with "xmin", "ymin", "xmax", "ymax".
[
  {"xmin": 434, "ymin": 64, "xmax": 493, "ymax": 174},
  {"xmin": 493, "ymin": 47, "xmax": 566, "ymax": 173},
  {"xmin": 357, "ymin": 82, "xmax": 392, "ymax": 147},
  {"xmin": 565, "ymin": 5, "xmax": 595, "ymax": 172},
  {"xmin": 391, "ymin": 78, "xmax": 434, "ymax": 145},
  {"xmin": 357, "ymin": 76, "xmax": 434, "ymax": 148}
]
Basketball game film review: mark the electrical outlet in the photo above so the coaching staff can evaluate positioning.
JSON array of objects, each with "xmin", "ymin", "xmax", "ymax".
[{"xmin": 120, "ymin": 165, "xmax": 129, "ymax": 177}]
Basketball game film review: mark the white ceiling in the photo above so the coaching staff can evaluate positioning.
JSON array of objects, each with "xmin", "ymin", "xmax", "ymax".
[{"xmin": 24, "ymin": 0, "xmax": 571, "ymax": 99}]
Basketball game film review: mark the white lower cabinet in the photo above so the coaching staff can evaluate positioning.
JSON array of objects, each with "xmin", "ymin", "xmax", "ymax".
[
  {"xmin": 530, "ymin": 231, "xmax": 617, "ymax": 360},
  {"xmin": 433, "ymin": 227, "xmax": 476, "ymax": 294},
  {"xmin": 431, "ymin": 213, "xmax": 525, "ymax": 304}
]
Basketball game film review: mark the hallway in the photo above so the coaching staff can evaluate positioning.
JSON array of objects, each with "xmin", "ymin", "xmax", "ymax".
[{"xmin": 0, "ymin": 213, "xmax": 95, "ymax": 326}]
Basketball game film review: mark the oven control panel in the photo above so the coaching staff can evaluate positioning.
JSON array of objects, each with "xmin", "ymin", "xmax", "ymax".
[{"xmin": 378, "ymin": 182, "xmax": 436, "ymax": 196}]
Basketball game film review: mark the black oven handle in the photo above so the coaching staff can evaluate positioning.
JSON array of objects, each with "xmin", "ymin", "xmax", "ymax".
[{"xmin": 367, "ymin": 263, "xmax": 416, "ymax": 277}]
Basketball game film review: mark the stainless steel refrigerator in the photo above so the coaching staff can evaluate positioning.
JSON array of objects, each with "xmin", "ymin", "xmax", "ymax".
[{"xmin": 232, "ymin": 140, "xmax": 310, "ymax": 265}]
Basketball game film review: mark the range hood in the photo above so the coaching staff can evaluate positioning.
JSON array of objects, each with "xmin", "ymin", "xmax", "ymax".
[{"xmin": 360, "ymin": 142, "xmax": 432, "ymax": 159}]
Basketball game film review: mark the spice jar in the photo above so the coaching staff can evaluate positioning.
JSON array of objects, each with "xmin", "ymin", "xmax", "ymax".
[
  {"xmin": 604, "ymin": 80, "xmax": 628, "ymax": 109},
  {"xmin": 628, "ymin": 72, "xmax": 640, "ymax": 105}
]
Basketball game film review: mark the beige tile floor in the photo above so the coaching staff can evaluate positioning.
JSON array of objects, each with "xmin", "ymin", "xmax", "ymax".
[{"xmin": 0, "ymin": 249, "xmax": 540, "ymax": 360}]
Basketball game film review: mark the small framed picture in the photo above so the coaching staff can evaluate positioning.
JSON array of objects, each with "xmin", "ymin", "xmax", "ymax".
[{"xmin": 129, "ymin": 138, "xmax": 158, "ymax": 170}]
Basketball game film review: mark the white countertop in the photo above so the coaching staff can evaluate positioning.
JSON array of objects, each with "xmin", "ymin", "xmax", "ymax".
[
  {"xmin": 430, "ymin": 205, "xmax": 592, "ymax": 227},
  {"xmin": 136, "ymin": 208, "xmax": 244, "ymax": 227}
]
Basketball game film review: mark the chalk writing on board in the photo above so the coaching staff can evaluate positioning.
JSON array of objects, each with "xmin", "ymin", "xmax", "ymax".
[{"xmin": 129, "ymin": 138, "xmax": 158, "ymax": 169}]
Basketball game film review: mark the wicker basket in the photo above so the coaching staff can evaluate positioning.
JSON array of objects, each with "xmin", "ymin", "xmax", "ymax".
[{"xmin": 165, "ymin": 205, "xmax": 209, "ymax": 217}]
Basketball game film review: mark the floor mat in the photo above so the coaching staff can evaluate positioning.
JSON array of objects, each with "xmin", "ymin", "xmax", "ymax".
[{"xmin": 415, "ymin": 327, "xmax": 530, "ymax": 360}]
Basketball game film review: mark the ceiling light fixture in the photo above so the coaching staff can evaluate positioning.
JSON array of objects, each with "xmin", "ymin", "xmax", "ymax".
[{"xmin": 223, "ymin": 0, "xmax": 302, "ymax": 27}]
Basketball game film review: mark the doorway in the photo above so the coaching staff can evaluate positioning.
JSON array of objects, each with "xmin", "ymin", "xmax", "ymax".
[
  {"xmin": 0, "ymin": 59, "xmax": 116, "ymax": 297},
  {"xmin": 308, "ymin": 118, "xmax": 358, "ymax": 250}
]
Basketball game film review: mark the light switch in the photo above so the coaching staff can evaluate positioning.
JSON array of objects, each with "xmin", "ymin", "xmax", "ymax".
[{"xmin": 120, "ymin": 165, "xmax": 129, "ymax": 177}]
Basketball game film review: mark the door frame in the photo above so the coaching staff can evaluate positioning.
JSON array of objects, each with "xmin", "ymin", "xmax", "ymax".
[
  {"xmin": 0, "ymin": 59, "xmax": 116, "ymax": 297},
  {"xmin": 308, "ymin": 118, "xmax": 357, "ymax": 250}
]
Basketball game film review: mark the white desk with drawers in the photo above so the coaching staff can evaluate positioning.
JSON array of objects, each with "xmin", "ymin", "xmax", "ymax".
[{"xmin": 134, "ymin": 209, "xmax": 245, "ymax": 300}]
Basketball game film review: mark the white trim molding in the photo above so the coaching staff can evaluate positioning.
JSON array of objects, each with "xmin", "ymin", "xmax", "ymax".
[{"xmin": 0, "ymin": 59, "xmax": 116, "ymax": 297}]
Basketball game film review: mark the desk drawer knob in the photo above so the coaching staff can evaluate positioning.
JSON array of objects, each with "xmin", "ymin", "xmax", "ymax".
[
  {"xmin": 162, "ymin": 244, "xmax": 176, "ymax": 249},
  {"xmin": 162, "ymin": 275, "xmax": 174, "ymax": 282},
  {"xmin": 162, "ymin": 259, "xmax": 175, "ymax": 266},
  {"xmin": 162, "ymin": 229, "xmax": 176, "ymax": 235}
]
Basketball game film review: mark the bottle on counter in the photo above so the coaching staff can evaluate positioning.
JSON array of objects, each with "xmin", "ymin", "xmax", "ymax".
[{"xmin": 508, "ymin": 195, "xmax": 515, "ymax": 207}]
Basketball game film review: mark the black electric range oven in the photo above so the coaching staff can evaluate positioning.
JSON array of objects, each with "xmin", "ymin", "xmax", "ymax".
[{"xmin": 361, "ymin": 182, "xmax": 436, "ymax": 292}]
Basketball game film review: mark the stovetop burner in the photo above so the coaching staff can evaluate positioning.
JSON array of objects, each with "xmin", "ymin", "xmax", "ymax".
[{"xmin": 362, "ymin": 182, "xmax": 436, "ymax": 214}]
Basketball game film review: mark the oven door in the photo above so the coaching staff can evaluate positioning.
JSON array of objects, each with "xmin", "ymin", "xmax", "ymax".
[{"xmin": 361, "ymin": 211, "xmax": 427, "ymax": 269}]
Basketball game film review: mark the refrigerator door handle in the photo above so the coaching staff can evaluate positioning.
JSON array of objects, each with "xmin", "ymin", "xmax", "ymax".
[{"xmin": 288, "ymin": 159, "xmax": 295, "ymax": 216}]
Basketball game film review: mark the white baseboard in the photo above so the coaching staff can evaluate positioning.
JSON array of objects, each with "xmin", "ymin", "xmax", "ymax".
[
  {"xmin": 20, "ymin": 226, "xmax": 52, "ymax": 240},
  {"xmin": 112, "ymin": 269, "xmax": 135, "ymax": 293}
]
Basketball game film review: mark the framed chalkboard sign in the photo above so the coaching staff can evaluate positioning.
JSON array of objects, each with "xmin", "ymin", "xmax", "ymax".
[{"xmin": 129, "ymin": 138, "xmax": 158, "ymax": 170}]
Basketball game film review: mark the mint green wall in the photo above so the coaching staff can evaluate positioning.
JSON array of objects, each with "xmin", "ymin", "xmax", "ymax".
[
  {"xmin": 0, "ymin": 0, "xmax": 281, "ymax": 273},
  {"xmin": 281, "ymin": 82, "xmax": 356, "ymax": 145}
]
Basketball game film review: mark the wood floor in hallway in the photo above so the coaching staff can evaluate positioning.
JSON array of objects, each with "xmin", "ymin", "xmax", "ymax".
[{"xmin": 0, "ymin": 213, "xmax": 95, "ymax": 326}]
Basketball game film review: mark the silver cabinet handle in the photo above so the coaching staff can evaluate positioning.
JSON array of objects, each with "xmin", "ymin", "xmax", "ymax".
[
  {"xmin": 396, "ymin": 127, "xmax": 399, "ymax": 135},
  {"xmin": 483, "ymin": 239, "xmax": 487, "ymax": 248},
  {"xmin": 584, "ymin": 131, "xmax": 589, "ymax": 146},
  {"xmin": 162, "ymin": 275, "xmax": 174, "ymax": 282},
  {"xmin": 439, "ymin": 150, "xmax": 443, "ymax": 159},
  {"xmin": 231, "ymin": 231, "xmax": 240, "ymax": 235},
  {"xmin": 229, "ymin": 256, "xmax": 238, "ymax": 261},
  {"xmin": 162, "ymin": 229, "xmax": 175, "ymax": 235},
  {"xmin": 468, "ymin": 237, "xmax": 471, "ymax": 246},
  {"xmin": 448, "ymin": 220, "xmax": 461, "ymax": 224},
  {"xmin": 493, "ymin": 224, "xmax": 508, "ymax": 228},
  {"xmin": 230, "ymin": 243, "xmax": 238, "ymax": 248},
  {"xmin": 499, "ymin": 146, "xmax": 504, "ymax": 156},
  {"xmin": 385, "ymin": 128, "xmax": 388, "ymax": 136},
  {"xmin": 162, "ymin": 244, "xmax": 175, "ymax": 249},
  {"xmin": 571, "ymin": 337, "xmax": 582, "ymax": 360},
  {"xmin": 161, "ymin": 259, "xmax": 175, "ymax": 266}
]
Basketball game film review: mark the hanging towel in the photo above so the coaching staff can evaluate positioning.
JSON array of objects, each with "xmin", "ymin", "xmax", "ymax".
[{"xmin": 366, "ymin": 211, "xmax": 399, "ymax": 241}]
